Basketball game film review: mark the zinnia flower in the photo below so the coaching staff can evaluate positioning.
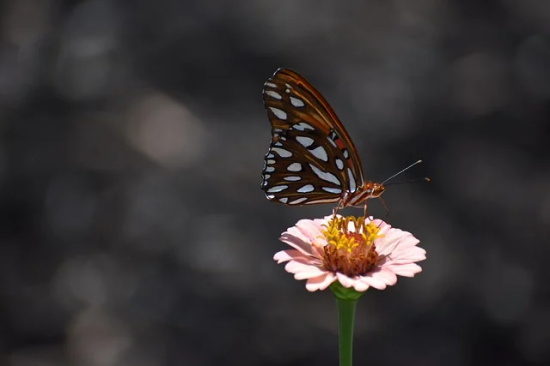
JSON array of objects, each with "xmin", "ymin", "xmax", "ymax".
[{"xmin": 273, "ymin": 215, "xmax": 426, "ymax": 292}]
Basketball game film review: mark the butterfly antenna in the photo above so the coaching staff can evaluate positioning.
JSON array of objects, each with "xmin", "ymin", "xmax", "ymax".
[
  {"xmin": 381, "ymin": 159, "xmax": 424, "ymax": 185},
  {"xmin": 385, "ymin": 177, "xmax": 430, "ymax": 186}
]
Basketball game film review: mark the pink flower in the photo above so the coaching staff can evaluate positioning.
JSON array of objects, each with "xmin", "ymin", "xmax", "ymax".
[{"xmin": 273, "ymin": 215, "xmax": 426, "ymax": 292}]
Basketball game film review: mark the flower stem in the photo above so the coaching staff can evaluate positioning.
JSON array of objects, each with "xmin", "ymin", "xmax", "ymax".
[{"xmin": 336, "ymin": 297, "xmax": 357, "ymax": 366}]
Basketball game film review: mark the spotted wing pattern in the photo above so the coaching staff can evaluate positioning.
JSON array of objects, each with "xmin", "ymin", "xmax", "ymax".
[{"xmin": 261, "ymin": 68, "xmax": 365, "ymax": 205}]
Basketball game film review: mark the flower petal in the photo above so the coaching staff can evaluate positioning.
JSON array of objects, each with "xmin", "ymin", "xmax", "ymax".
[
  {"xmin": 359, "ymin": 275, "xmax": 387, "ymax": 290},
  {"xmin": 336, "ymin": 272, "xmax": 354, "ymax": 288},
  {"xmin": 284, "ymin": 260, "xmax": 322, "ymax": 275},
  {"xmin": 385, "ymin": 263, "xmax": 423, "ymax": 277},
  {"xmin": 279, "ymin": 230, "xmax": 314, "ymax": 256},
  {"xmin": 385, "ymin": 247, "xmax": 426, "ymax": 264},
  {"xmin": 376, "ymin": 231, "xmax": 417, "ymax": 256},
  {"xmin": 273, "ymin": 249, "xmax": 300, "ymax": 263},
  {"xmin": 273, "ymin": 249, "xmax": 320, "ymax": 265},
  {"xmin": 351, "ymin": 278, "xmax": 370, "ymax": 292},
  {"xmin": 293, "ymin": 266, "xmax": 330, "ymax": 280},
  {"xmin": 370, "ymin": 268, "xmax": 398, "ymax": 285},
  {"xmin": 305, "ymin": 272, "xmax": 337, "ymax": 291},
  {"xmin": 371, "ymin": 219, "xmax": 391, "ymax": 233},
  {"xmin": 280, "ymin": 218, "xmax": 329, "ymax": 259},
  {"xmin": 295, "ymin": 218, "xmax": 324, "ymax": 240}
]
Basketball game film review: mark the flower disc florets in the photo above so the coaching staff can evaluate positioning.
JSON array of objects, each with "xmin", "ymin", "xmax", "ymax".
[{"xmin": 321, "ymin": 216, "xmax": 382, "ymax": 277}]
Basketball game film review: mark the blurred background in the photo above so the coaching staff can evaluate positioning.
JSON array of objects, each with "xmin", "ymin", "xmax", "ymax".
[{"xmin": 1, "ymin": 0, "xmax": 549, "ymax": 365}]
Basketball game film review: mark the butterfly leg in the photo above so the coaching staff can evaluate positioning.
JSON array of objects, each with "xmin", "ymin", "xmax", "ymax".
[
  {"xmin": 362, "ymin": 202, "xmax": 368, "ymax": 218},
  {"xmin": 333, "ymin": 200, "xmax": 344, "ymax": 217},
  {"xmin": 378, "ymin": 197, "xmax": 390, "ymax": 220}
]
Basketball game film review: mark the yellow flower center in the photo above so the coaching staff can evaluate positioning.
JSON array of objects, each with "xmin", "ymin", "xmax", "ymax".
[{"xmin": 321, "ymin": 216, "xmax": 383, "ymax": 277}]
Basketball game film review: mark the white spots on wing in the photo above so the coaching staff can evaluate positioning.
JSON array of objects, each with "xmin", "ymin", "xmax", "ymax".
[
  {"xmin": 265, "ymin": 90, "xmax": 282, "ymax": 100},
  {"xmin": 273, "ymin": 141, "xmax": 283, "ymax": 147},
  {"xmin": 285, "ymin": 83, "xmax": 292, "ymax": 89},
  {"xmin": 285, "ymin": 88, "xmax": 291, "ymax": 94},
  {"xmin": 265, "ymin": 82, "xmax": 277, "ymax": 88},
  {"xmin": 279, "ymin": 197, "xmax": 288, "ymax": 203},
  {"xmin": 283, "ymin": 176, "xmax": 301, "ymax": 182},
  {"xmin": 290, "ymin": 97, "xmax": 305, "ymax": 107},
  {"xmin": 269, "ymin": 107, "xmax": 287, "ymax": 120},
  {"xmin": 297, "ymin": 184, "xmax": 315, "ymax": 193},
  {"xmin": 267, "ymin": 153, "xmax": 275, "ymax": 159},
  {"xmin": 293, "ymin": 122, "xmax": 315, "ymax": 131},
  {"xmin": 296, "ymin": 136, "xmax": 314, "ymax": 148},
  {"xmin": 287, "ymin": 163, "xmax": 302, "ymax": 172},
  {"xmin": 265, "ymin": 166, "xmax": 275, "ymax": 173},
  {"xmin": 267, "ymin": 185, "xmax": 289, "ymax": 193},
  {"xmin": 343, "ymin": 149, "xmax": 349, "ymax": 159},
  {"xmin": 335, "ymin": 158, "xmax": 344, "ymax": 170},
  {"xmin": 271, "ymin": 147, "xmax": 292, "ymax": 158},
  {"xmin": 322, "ymin": 187, "xmax": 342, "ymax": 194},
  {"xmin": 327, "ymin": 137, "xmax": 337, "ymax": 148},
  {"xmin": 263, "ymin": 174, "xmax": 271, "ymax": 179},
  {"xmin": 266, "ymin": 159, "xmax": 275, "ymax": 165},
  {"xmin": 310, "ymin": 146, "xmax": 328, "ymax": 162},
  {"xmin": 289, "ymin": 197, "xmax": 308, "ymax": 204},
  {"xmin": 347, "ymin": 168, "xmax": 357, "ymax": 192},
  {"xmin": 266, "ymin": 194, "xmax": 275, "ymax": 199},
  {"xmin": 309, "ymin": 164, "xmax": 341, "ymax": 186}
]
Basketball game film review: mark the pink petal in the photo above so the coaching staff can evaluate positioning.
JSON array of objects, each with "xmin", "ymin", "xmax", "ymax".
[
  {"xmin": 280, "ymin": 219, "xmax": 329, "ymax": 259},
  {"xmin": 371, "ymin": 219, "xmax": 391, "ymax": 233},
  {"xmin": 389, "ymin": 242, "xmax": 424, "ymax": 254},
  {"xmin": 387, "ymin": 239, "xmax": 423, "ymax": 254},
  {"xmin": 336, "ymin": 272, "xmax": 372, "ymax": 292},
  {"xmin": 370, "ymin": 268, "xmax": 398, "ymax": 285},
  {"xmin": 273, "ymin": 249, "xmax": 301, "ymax": 263},
  {"xmin": 294, "ymin": 266, "xmax": 330, "ymax": 280},
  {"xmin": 309, "ymin": 241, "xmax": 326, "ymax": 259},
  {"xmin": 386, "ymin": 263, "xmax": 423, "ymax": 277},
  {"xmin": 385, "ymin": 247, "xmax": 426, "ymax": 264},
  {"xmin": 284, "ymin": 224, "xmax": 312, "ymax": 242},
  {"xmin": 284, "ymin": 260, "xmax": 322, "ymax": 274},
  {"xmin": 274, "ymin": 249, "xmax": 320, "ymax": 266},
  {"xmin": 305, "ymin": 272, "xmax": 337, "ymax": 291},
  {"xmin": 376, "ymin": 232, "xmax": 417, "ymax": 255},
  {"xmin": 359, "ymin": 275, "xmax": 387, "ymax": 290},
  {"xmin": 336, "ymin": 272, "xmax": 355, "ymax": 288},
  {"xmin": 295, "ymin": 218, "xmax": 324, "ymax": 239},
  {"xmin": 351, "ymin": 279, "xmax": 369, "ymax": 292},
  {"xmin": 375, "ymin": 239, "xmax": 400, "ymax": 256},
  {"xmin": 280, "ymin": 230, "xmax": 314, "ymax": 256}
]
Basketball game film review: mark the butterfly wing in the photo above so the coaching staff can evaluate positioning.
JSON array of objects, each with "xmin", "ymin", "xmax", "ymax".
[{"xmin": 261, "ymin": 68, "xmax": 365, "ymax": 205}]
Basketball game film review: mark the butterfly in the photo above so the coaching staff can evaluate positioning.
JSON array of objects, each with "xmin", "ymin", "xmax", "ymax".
[{"xmin": 260, "ymin": 68, "xmax": 391, "ymax": 212}]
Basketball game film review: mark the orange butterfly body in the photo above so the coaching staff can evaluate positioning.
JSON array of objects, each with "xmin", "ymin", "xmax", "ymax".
[{"xmin": 260, "ymin": 68, "xmax": 386, "ymax": 210}]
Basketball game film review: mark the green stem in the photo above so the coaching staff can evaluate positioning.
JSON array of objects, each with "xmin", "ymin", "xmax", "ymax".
[{"xmin": 336, "ymin": 297, "xmax": 357, "ymax": 366}]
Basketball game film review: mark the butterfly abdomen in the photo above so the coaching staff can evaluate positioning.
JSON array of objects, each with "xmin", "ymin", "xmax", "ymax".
[{"xmin": 342, "ymin": 182, "xmax": 386, "ymax": 207}]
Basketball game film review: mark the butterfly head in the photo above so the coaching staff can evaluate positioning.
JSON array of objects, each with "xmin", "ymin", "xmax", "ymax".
[{"xmin": 371, "ymin": 183, "xmax": 386, "ymax": 198}]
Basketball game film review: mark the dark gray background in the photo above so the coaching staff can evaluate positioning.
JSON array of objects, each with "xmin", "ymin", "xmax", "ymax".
[{"xmin": 1, "ymin": 0, "xmax": 549, "ymax": 365}]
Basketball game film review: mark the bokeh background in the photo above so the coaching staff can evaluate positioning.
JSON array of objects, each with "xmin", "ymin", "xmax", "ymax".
[{"xmin": 1, "ymin": 0, "xmax": 550, "ymax": 365}]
